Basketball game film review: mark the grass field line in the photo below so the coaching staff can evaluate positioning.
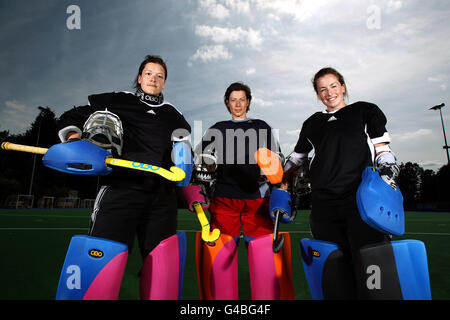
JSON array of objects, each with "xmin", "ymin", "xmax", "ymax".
[
  {"xmin": 404, "ymin": 232, "xmax": 450, "ymax": 236},
  {"xmin": 0, "ymin": 214, "xmax": 88, "ymax": 218},
  {"xmin": 0, "ymin": 227, "xmax": 89, "ymax": 230},
  {"xmin": 2, "ymin": 228, "xmax": 450, "ymax": 237}
]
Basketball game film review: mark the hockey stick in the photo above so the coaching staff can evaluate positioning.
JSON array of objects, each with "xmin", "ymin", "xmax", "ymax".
[
  {"xmin": 193, "ymin": 202, "xmax": 220, "ymax": 242},
  {"xmin": 104, "ymin": 158, "xmax": 185, "ymax": 182},
  {"xmin": 1, "ymin": 142, "xmax": 185, "ymax": 182},
  {"xmin": 272, "ymin": 209, "xmax": 285, "ymax": 253},
  {"xmin": 254, "ymin": 148, "xmax": 285, "ymax": 252},
  {"xmin": 1, "ymin": 142, "xmax": 48, "ymax": 155}
]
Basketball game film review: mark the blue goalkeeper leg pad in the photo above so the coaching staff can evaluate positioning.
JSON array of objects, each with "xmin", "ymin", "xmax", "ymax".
[
  {"xmin": 56, "ymin": 235, "xmax": 128, "ymax": 300},
  {"xmin": 300, "ymin": 239, "xmax": 357, "ymax": 300},
  {"xmin": 356, "ymin": 240, "xmax": 432, "ymax": 300}
]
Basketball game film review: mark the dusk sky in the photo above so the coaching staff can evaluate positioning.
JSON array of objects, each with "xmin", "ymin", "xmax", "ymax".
[{"xmin": 1, "ymin": 0, "xmax": 449, "ymax": 171}]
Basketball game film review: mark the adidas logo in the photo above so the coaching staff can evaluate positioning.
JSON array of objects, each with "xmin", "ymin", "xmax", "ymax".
[
  {"xmin": 328, "ymin": 116, "xmax": 337, "ymax": 122},
  {"xmin": 147, "ymin": 110, "xmax": 156, "ymax": 115}
]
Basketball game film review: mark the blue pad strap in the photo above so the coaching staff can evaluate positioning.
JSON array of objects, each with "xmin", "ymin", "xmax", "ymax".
[
  {"xmin": 172, "ymin": 141, "xmax": 193, "ymax": 187},
  {"xmin": 176, "ymin": 232, "xmax": 187, "ymax": 300},
  {"xmin": 269, "ymin": 188, "xmax": 293, "ymax": 223},
  {"xmin": 356, "ymin": 167, "xmax": 405, "ymax": 235},
  {"xmin": 43, "ymin": 140, "xmax": 112, "ymax": 176},
  {"xmin": 243, "ymin": 235, "xmax": 255, "ymax": 247}
]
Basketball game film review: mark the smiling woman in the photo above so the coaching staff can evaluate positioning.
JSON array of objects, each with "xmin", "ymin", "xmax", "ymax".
[
  {"xmin": 54, "ymin": 54, "xmax": 192, "ymax": 300},
  {"xmin": 312, "ymin": 67, "xmax": 348, "ymax": 113},
  {"xmin": 282, "ymin": 66, "xmax": 403, "ymax": 299}
]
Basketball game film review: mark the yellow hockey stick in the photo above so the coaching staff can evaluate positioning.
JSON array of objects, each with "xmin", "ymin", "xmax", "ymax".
[
  {"xmin": 1, "ymin": 142, "xmax": 186, "ymax": 182},
  {"xmin": 193, "ymin": 202, "xmax": 220, "ymax": 242},
  {"xmin": 104, "ymin": 158, "xmax": 185, "ymax": 182}
]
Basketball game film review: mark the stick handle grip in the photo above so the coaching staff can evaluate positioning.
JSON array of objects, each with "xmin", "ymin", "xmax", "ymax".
[
  {"xmin": 1, "ymin": 142, "xmax": 48, "ymax": 155},
  {"xmin": 254, "ymin": 148, "xmax": 283, "ymax": 184}
]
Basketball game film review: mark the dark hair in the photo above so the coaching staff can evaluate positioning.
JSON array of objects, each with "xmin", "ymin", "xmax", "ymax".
[
  {"xmin": 312, "ymin": 67, "xmax": 348, "ymax": 98},
  {"xmin": 223, "ymin": 82, "xmax": 252, "ymax": 112},
  {"xmin": 133, "ymin": 55, "xmax": 168, "ymax": 89}
]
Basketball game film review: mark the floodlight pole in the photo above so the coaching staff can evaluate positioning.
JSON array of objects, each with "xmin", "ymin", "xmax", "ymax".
[
  {"xmin": 29, "ymin": 107, "xmax": 45, "ymax": 195},
  {"xmin": 429, "ymin": 103, "xmax": 450, "ymax": 165}
]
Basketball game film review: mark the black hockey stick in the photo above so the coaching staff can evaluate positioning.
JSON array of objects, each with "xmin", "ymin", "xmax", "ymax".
[{"xmin": 272, "ymin": 209, "xmax": 285, "ymax": 253}]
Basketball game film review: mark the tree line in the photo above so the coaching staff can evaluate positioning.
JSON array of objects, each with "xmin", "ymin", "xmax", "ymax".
[
  {"xmin": 0, "ymin": 107, "xmax": 99, "ymax": 207},
  {"xmin": 0, "ymin": 107, "xmax": 449, "ymax": 210}
]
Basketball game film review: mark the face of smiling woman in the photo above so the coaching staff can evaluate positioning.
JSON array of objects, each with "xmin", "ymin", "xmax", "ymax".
[
  {"xmin": 226, "ymin": 90, "xmax": 249, "ymax": 120},
  {"xmin": 315, "ymin": 73, "xmax": 347, "ymax": 112}
]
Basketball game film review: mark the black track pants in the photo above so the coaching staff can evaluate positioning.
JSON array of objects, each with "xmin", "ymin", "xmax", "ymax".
[{"xmin": 89, "ymin": 184, "xmax": 177, "ymax": 258}]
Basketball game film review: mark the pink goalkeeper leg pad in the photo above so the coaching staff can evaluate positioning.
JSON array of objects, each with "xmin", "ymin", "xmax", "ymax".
[
  {"xmin": 140, "ymin": 232, "xmax": 187, "ymax": 300},
  {"xmin": 248, "ymin": 233, "xmax": 295, "ymax": 300}
]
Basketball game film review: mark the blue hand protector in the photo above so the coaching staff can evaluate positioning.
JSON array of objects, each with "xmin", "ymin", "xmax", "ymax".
[{"xmin": 269, "ymin": 188, "xmax": 295, "ymax": 223}]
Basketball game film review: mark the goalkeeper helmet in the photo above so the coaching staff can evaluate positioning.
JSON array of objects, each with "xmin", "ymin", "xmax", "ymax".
[{"xmin": 82, "ymin": 109, "xmax": 124, "ymax": 156}]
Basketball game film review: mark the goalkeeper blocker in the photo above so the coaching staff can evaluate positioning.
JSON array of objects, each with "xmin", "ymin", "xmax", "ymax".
[{"xmin": 356, "ymin": 166, "xmax": 404, "ymax": 236}]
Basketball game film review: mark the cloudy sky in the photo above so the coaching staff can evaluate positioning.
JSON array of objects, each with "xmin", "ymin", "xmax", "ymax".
[{"xmin": 0, "ymin": 0, "xmax": 449, "ymax": 171}]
